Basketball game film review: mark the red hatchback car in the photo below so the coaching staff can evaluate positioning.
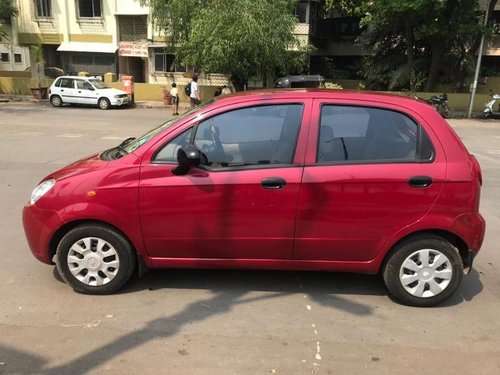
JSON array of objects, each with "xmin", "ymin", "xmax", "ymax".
[{"xmin": 23, "ymin": 89, "xmax": 485, "ymax": 306}]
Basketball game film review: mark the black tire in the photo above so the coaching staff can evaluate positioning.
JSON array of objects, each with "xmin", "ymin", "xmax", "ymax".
[
  {"xmin": 98, "ymin": 97, "xmax": 111, "ymax": 110},
  {"xmin": 382, "ymin": 235, "xmax": 463, "ymax": 307},
  {"xmin": 50, "ymin": 95, "xmax": 63, "ymax": 107},
  {"xmin": 440, "ymin": 105, "xmax": 451, "ymax": 119},
  {"xmin": 55, "ymin": 224, "xmax": 136, "ymax": 294}
]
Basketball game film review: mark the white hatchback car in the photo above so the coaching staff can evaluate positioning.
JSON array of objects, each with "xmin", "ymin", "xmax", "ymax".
[{"xmin": 48, "ymin": 76, "xmax": 130, "ymax": 109}]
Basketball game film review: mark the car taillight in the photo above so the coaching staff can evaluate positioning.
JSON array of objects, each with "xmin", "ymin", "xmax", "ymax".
[
  {"xmin": 470, "ymin": 154, "xmax": 482, "ymax": 186},
  {"xmin": 48, "ymin": 88, "xmax": 51, "ymax": 95}
]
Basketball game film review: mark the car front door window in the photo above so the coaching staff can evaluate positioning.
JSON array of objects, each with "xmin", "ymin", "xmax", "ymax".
[{"xmin": 193, "ymin": 104, "xmax": 303, "ymax": 168}]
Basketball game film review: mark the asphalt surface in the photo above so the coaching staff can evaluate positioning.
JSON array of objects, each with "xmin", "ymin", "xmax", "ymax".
[{"xmin": 0, "ymin": 102, "xmax": 499, "ymax": 374}]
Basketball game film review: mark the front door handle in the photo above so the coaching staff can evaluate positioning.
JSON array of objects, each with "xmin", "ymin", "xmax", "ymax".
[
  {"xmin": 261, "ymin": 177, "xmax": 286, "ymax": 189},
  {"xmin": 408, "ymin": 176, "xmax": 433, "ymax": 188}
]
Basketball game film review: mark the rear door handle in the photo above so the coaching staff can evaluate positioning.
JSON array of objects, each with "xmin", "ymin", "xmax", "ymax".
[
  {"xmin": 261, "ymin": 177, "xmax": 286, "ymax": 189},
  {"xmin": 408, "ymin": 176, "xmax": 433, "ymax": 188}
]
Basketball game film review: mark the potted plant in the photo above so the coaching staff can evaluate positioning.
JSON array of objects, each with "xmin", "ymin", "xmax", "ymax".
[{"xmin": 30, "ymin": 44, "xmax": 48, "ymax": 100}]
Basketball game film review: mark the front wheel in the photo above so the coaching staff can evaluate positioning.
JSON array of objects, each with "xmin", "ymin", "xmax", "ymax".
[
  {"xmin": 382, "ymin": 235, "xmax": 463, "ymax": 307},
  {"xmin": 55, "ymin": 224, "xmax": 136, "ymax": 294},
  {"xmin": 98, "ymin": 97, "xmax": 111, "ymax": 110}
]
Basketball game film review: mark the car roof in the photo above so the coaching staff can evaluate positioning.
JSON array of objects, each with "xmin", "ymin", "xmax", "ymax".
[
  {"xmin": 213, "ymin": 88, "xmax": 426, "ymax": 108},
  {"xmin": 56, "ymin": 76, "xmax": 95, "ymax": 80}
]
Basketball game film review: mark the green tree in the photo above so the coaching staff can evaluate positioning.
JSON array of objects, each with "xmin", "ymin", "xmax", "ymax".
[
  {"xmin": 141, "ymin": 0, "xmax": 307, "ymax": 90},
  {"xmin": 0, "ymin": 0, "xmax": 18, "ymax": 40},
  {"xmin": 325, "ymin": 0, "xmax": 365, "ymax": 16},
  {"xmin": 332, "ymin": 0, "xmax": 489, "ymax": 92},
  {"xmin": 141, "ymin": 0, "xmax": 211, "ymax": 47}
]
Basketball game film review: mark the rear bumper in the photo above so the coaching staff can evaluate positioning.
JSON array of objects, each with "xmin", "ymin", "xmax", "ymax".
[
  {"xmin": 451, "ymin": 212, "xmax": 486, "ymax": 254},
  {"xmin": 463, "ymin": 250, "xmax": 475, "ymax": 274}
]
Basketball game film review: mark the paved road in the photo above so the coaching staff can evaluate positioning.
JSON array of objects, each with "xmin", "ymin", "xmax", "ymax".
[{"xmin": 1, "ymin": 102, "xmax": 499, "ymax": 374}]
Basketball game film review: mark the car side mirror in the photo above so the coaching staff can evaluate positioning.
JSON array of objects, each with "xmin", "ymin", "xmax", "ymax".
[{"xmin": 172, "ymin": 145, "xmax": 202, "ymax": 175}]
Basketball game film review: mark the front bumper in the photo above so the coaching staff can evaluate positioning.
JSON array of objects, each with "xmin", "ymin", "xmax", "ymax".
[
  {"xmin": 110, "ymin": 97, "xmax": 130, "ymax": 106},
  {"xmin": 22, "ymin": 204, "xmax": 64, "ymax": 264}
]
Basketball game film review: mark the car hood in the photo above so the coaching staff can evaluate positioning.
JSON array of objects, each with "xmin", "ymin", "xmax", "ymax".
[{"xmin": 48, "ymin": 153, "xmax": 109, "ymax": 181}]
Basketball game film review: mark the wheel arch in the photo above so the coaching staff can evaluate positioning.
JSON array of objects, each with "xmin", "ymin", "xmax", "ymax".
[
  {"xmin": 380, "ymin": 229, "xmax": 469, "ymax": 272},
  {"xmin": 49, "ymin": 219, "xmax": 142, "ymax": 264}
]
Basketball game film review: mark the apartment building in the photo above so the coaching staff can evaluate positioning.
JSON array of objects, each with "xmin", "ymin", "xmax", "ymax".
[{"xmin": 1, "ymin": 0, "xmax": 321, "ymax": 88}]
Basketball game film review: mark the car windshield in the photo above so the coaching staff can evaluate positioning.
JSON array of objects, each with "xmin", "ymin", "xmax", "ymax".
[
  {"xmin": 121, "ymin": 101, "xmax": 213, "ymax": 154},
  {"xmin": 90, "ymin": 80, "xmax": 111, "ymax": 89}
]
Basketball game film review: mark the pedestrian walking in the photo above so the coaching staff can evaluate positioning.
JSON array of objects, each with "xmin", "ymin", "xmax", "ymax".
[
  {"xmin": 189, "ymin": 74, "xmax": 201, "ymax": 107},
  {"xmin": 170, "ymin": 83, "xmax": 179, "ymax": 115}
]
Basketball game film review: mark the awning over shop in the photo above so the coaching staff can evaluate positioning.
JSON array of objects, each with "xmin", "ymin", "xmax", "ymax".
[{"xmin": 57, "ymin": 42, "xmax": 118, "ymax": 54}]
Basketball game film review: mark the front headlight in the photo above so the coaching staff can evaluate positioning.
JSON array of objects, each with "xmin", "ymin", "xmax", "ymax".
[
  {"xmin": 114, "ymin": 95, "xmax": 121, "ymax": 98},
  {"xmin": 30, "ymin": 179, "xmax": 56, "ymax": 205}
]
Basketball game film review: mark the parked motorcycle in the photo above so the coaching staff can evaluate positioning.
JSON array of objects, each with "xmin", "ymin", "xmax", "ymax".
[
  {"xmin": 427, "ymin": 93, "xmax": 451, "ymax": 118},
  {"xmin": 483, "ymin": 90, "xmax": 500, "ymax": 118}
]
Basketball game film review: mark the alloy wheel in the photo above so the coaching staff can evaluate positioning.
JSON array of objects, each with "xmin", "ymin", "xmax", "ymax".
[
  {"xmin": 399, "ymin": 249, "xmax": 452, "ymax": 298},
  {"xmin": 66, "ymin": 237, "xmax": 120, "ymax": 286}
]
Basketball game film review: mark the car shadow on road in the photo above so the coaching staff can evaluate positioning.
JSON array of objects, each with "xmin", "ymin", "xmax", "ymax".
[
  {"xmin": 124, "ymin": 268, "xmax": 383, "ymax": 313},
  {"xmin": 440, "ymin": 268, "xmax": 484, "ymax": 307},
  {"xmin": 43, "ymin": 270, "xmax": 377, "ymax": 374},
  {"xmin": 12, "ymin": 266, "xmax": 483, "ymax": 375}
]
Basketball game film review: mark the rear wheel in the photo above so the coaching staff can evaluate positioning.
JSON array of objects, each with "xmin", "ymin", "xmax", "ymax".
[
  {"xmin": 98, "ymin": 97, "xmax": 111, "ymax": 110},
  {"xmin": 440, "ymin": 104, "xmax": 451, "ymax": 118},
  {"xmin": 55, "ymin": 224, "xmax": 136, "ymax": 294},
  {"xmin": 382, "ymin": 235, "xmax": 463, "ymax": 307},
  {"xmin": 50, "ymin": 95, "xmax": 63, "ymax": 107}
]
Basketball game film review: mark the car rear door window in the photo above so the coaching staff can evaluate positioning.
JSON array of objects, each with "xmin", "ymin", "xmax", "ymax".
[
  {"xmin": 318, "ymin": 105, "xmax": 433, "ymax": 163},
  {"xmin": 57, "ymin": 78, "xmax": 75, "ymax": 89}
]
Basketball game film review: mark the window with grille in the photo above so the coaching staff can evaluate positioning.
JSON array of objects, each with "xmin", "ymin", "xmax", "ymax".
[
  {"xmin": 14, "ymin": 53, "xmax": 22, "ymax": 63},
  {"xmin": 1, "ymin": 53, "xmax": 9, "ymax": 62},
  {"xmin": 78, "ymin": 0, "xmax": 101, "ymax": 18},
  {"xmin": 35, "ymin": 0, "xmax": 52, "ymax": 18},
  {"xmin": 118, "ymin": 16, "xmax": 147, "ymax": 42}
]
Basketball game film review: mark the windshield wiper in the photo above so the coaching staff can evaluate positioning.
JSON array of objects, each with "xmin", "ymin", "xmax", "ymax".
[
  {"xmin": 111, "ymin": 137, "xmax": 136, "ymax": 159},
  {"xmin": 118, "ymin": 137, "xmax": 135, "ymax": 147}
]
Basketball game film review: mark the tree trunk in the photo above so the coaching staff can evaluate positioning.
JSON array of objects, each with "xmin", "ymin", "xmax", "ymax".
[
  {"xmin": 425, "ymin": 39, "xmax": 444, "ymax": 92},
  {"xmin": 405, "ymin": 20, "xmax": 414, "ymax": 91},
  {"xmin": 231, "ymin": 75, "xmax": 247, "ymax": 92}
]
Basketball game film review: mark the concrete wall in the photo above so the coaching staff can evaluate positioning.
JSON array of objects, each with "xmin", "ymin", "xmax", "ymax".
[
  {"xmin": 0, "ymin": 76, "xmax": 494, "ymax": 112},
  {"xmin": 0, "ymin": 77, "xmax": 53, "ymax": 95}
]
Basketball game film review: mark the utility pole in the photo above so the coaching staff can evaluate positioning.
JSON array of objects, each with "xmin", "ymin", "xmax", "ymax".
[{"xmin": 468, "ymin": 0, "xmax": 491, "ymax": 119}]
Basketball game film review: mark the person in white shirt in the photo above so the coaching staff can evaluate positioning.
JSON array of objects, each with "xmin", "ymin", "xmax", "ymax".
[
  {"xmin": 170, "ymin": 83, "xmax": 179, "ymax": 115},
  {"xmin": 190, "ymin": 74, "xmax": 201, "ymax": 107}
]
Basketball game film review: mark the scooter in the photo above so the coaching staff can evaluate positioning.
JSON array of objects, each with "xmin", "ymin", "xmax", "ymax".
[
  {"xmin": 427, "ymin": 93, "xmax": 450, "ymax": 118},
  {"xmin": 483, "ymin": 90, "xmax": 500, "ymax": 118}
]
